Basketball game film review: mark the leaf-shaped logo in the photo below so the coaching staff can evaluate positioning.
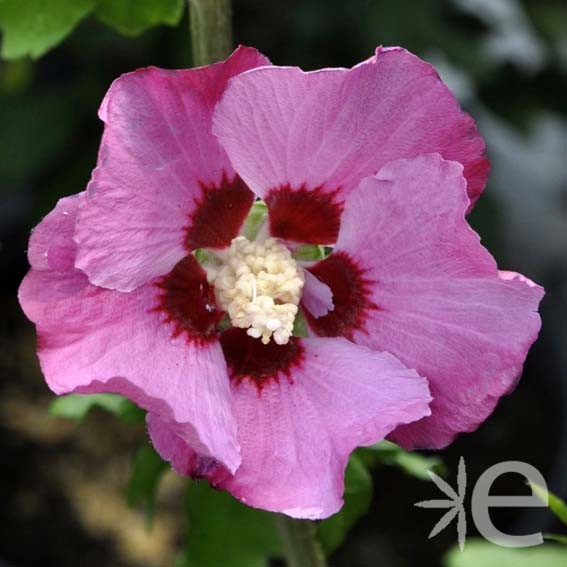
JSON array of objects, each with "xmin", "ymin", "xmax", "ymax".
[{"xmin": 415, "ymin": 456, "xmax": 467, "ymax": 550}]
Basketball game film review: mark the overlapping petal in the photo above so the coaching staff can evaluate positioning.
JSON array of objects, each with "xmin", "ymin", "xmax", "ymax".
[
  {"xmin": 148, "ymin": 334, "xmax": 431, "ymax": 518},
  {"xmin": 75, "ymin": 46, "xmax": 269, "ymax": 292},
  {"xmin": 301, "ymin": 269, "xmax": 334, "ymax": 318},
  {"xmin": 214, "ymin": 46, "xmax": 488, "ymax": 244},
  {"xmin": 19, "ymin": 194, "xmax": 240, "ymax": 472},
  {"xmin": 306, "ymin": 154, "xmax": 543, "ymax": 449}
]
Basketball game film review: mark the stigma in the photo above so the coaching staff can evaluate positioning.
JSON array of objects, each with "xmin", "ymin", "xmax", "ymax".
[{"xmin": 206, "ymin": 236, "xmax": 304, "ymax": 345}]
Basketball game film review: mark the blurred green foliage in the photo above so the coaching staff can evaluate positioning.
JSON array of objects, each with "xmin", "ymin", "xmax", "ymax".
[
  {"xmin": 444, "ymin": 539, "xmax": 566, "ymax": 567},
  {"xmin": 360, "ymin": 440, "xmax": 445, "ymax": 480},
  {"xmin": 0, "ymin": 0, "xmax": 95, "ymax": 59},
  {"xmin": 317, "ymin": 454, "xmax": 373, "ymax": 554},
  {"xmin": 178, "ymin": 481, "xmax": 282, "ymax": 567},
  {"xmin": 530, "ymin": 481, "xmax": 567, "ymax": 526},
  {"xmin": 0, "ymin": 0, "xmax": 185, "ymax": 59},
  {"xmin": 95, "ymin": 0, "xmax": 184, "ymax": 37},
  {"xmin": 50, "ymin": 392, "xmax": 145, "ymax": 422},
  {"xmin": 127, "ymin": 444, "xmax": 169, "ymax": 527}
]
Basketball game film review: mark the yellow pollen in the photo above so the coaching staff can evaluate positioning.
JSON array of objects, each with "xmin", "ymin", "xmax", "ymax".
[{"xmin": 206, "ymin": 236, "xmax": 304, "ymax": 345}]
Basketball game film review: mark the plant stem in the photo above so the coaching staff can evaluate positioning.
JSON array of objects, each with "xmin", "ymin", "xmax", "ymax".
[
  {"xmin": 189, "ymin": 0, "xmax": 233, "ymax": 66},
  {"xmin": 276, "ymin": 515, "xmax": 327, "ymax": 567}
]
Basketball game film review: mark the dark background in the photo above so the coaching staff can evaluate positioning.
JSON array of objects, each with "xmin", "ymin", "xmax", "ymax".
[{"xmin": 1, "ymin": 0, "xmax": 565, "ymax": 565}]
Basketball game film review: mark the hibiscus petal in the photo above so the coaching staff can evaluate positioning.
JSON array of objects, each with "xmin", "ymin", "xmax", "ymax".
[
  {"xmin": 148, "ymin": 332, "xmax": 431, "ymax": 519},
  {"xmin": 213, "ymin": 46, "xmax": 488, "ymax": 244},
  {"xmin": 28, "ymin": 193, "xmax": 81, "ymax": 272},
  {"xmin": 75, "ymin": 46, "xmax": 269, "ymax": 292},
  {"xmin": 19, "ymin": 194, "xmax": 240, "ymax": 472},
  {"xmin": 310, "ymin": 153, "xmax": 543, "ymax": 449},
  {"xmin": 148, "ymin": 412, "xmax": 225, "ymax": 479}
]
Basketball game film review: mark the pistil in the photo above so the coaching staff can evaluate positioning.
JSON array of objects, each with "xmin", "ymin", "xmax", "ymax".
[{"xmin": 206, "ymin": 236, "xmax": 304, "ymax": 345}]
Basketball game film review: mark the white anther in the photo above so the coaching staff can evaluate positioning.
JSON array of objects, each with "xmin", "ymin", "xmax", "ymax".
[
  {"xmin": 251, "ymin": 275, "xmax": 257, "ymax": 303},
  {"xmin": 246, "ymin": 327, "xmax": 262, "ymax": 339},
  {"xmin": 206, "ymin": 236, "xmax": 304, "ymax": 345},
  {"xmin": 266, "ymin": 319, "xmax": 282, "ymax": 331}
]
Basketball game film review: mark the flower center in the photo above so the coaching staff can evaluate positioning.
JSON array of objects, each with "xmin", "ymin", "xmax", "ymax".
[{"xmin": 206, "ymin": 236, "xmax": 304, "ymax": 345}]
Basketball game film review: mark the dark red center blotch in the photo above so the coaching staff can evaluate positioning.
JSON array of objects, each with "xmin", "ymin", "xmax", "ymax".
[
  {"xmin": 185, "ymin": 173, "xmax": 255, "ymax": 250},
  {"xmin": 303, "ymin": 251, "xmax": 379, "ymax": 339},
  {"xmin": 220, "ymin": 328, "xmax": 304, "ymax": 390},
  {"xmin": 265, "ymin": 185, "xmax": 343, "ymax": 245},
  {"xmin": 154, "ymin": 255, "xmax": 223, "ymax": 344}
]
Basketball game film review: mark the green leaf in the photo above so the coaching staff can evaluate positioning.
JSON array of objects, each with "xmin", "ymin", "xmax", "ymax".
[
  {"xmin": 530, "ymin": 481, "xmax": 567, "ymax": 526},
  {"xmin": 544, "ymin": 533, "xmax": 567, "ymax": 545},
  {"xmin": 49, "ymin": 393, "xmax": 145, "ymax": 423},
  {"xmin": 362, "ymin": 439, "xmax": 399, "ymax": 456},
  {"xmin": 127, "ymin": 444, "xmax": 169, "ymax": 527},
  {"xmin": 0, "ymin": 0, "xmax": 95, "ymax": 60},
  {"xmin": 361, "ymin": 440, "xmax": 445, "ymax": 479},
  {"xmin": 293, "ymin": 245, "xmax": 328, "ymax": 262},
  {"xmin": 117, "ymin": 400, "xmax": 146, "ymax": 424},
  {"xmin": 317, "ymin": 454, "xmax": 373, "ymax": 554},
  {"xmin": 179, "ymin": 481, "xmax": 282, "ymax": 567},
  {"xmin": 50, "ymin": 393, "xmax": 125, "ymax": 420},
  {"xmin": 243, "ymin": 200, "xmax": 268, "ymax": 240},
  {"xmin": 387, "ymin": 449, "xmax": 445, "ymax": 480},
  {"xmin": 444, "ymin": 539, "xmax": 566, "ymax": 567},
  {"xmin": 193, "ymin": 248, "xmax": 217, "ymax": 266},
  {"xmin": 95, "ymin": 0, "xmax": 184, "ymax": 36},
  {"xmin": 292, "ymin": 310, "xmax": 309, "ymax": 338}
]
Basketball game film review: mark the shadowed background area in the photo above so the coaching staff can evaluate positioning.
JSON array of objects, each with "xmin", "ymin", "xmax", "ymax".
[{"xmin": 0, "ymin": 0, "xmax": 565, "ymax": 565}]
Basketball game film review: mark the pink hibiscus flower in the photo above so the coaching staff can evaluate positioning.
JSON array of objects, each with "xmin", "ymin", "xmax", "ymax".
[{"xmin": 19, "ymin": 46, "xmax": 543, "ymax": 519}]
